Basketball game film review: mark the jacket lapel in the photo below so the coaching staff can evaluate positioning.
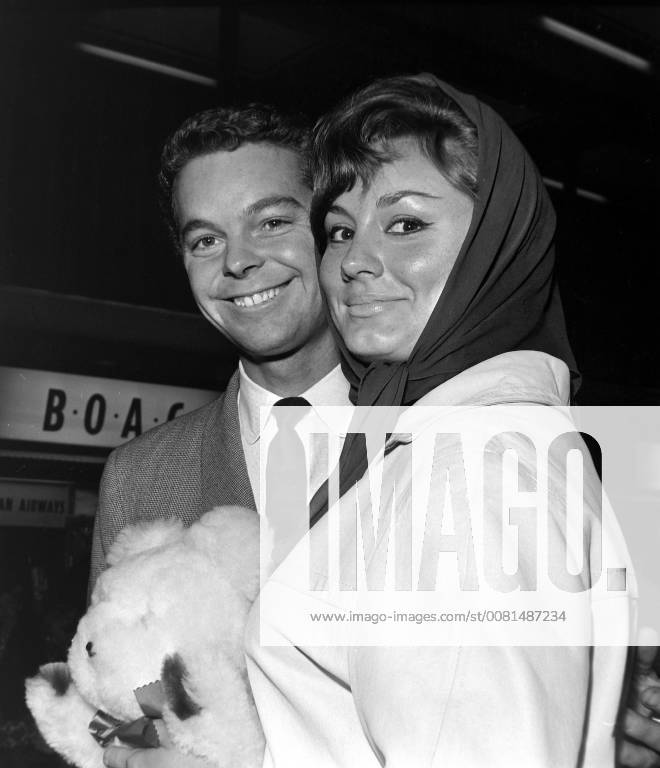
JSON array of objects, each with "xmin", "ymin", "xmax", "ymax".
[{"xmin": 200, "ymin": 369, "xmax": 256, "ymax": 513}]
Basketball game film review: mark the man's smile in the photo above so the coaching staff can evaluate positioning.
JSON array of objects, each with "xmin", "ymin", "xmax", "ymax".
[{"xmin": 228, "ymin": 279, "xmax": 293, "ymax": 308}]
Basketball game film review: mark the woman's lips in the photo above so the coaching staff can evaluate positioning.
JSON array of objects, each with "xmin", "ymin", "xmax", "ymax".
[{"xmin": 345, "ymin": 297, "xmax": 404, "ymax": 317}]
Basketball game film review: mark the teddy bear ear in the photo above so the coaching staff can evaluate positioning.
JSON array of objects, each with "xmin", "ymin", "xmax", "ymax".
[
  {"xmin": 106, "ymin": 518, "xmax": 185, "ymax": 566},
  {"xmin": 34, "ymin": 662, "xmax": 72, "ymax": 696},
  {"xmin": 161, "ymin": 654, "xmax": 202, "ymax": 721},
  {"xmin": 193, "ymin": 506, "xmax": 259, "ymax": 557}
]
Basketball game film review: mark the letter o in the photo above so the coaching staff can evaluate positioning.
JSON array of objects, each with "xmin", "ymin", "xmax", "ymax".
[{"xmin": 84, "ymin": 394, "xmax": 106, "ymax": 435}]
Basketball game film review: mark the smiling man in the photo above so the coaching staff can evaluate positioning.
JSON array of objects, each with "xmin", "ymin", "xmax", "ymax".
[
  {"xmin": 176, "ymin": 142, "xmax": 333, "ymax": 380},
  {"xmin": 89, "ymin": 105, "xmax": 345, "ymax": 587},
  {"xmin": 91, "ymin": 105, "xmax": 347, "ymax": 768}
]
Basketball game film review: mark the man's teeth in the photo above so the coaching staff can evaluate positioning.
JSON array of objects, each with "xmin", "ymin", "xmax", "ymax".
[{"xmin": 233, "ymin": 286, "xmax": 281, "ymax": 308}]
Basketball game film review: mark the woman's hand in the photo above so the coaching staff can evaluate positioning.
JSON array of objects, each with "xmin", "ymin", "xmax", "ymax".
[
  {"xmin": 103, "ymin": 746, "xmax": 214, "ymax": 768},
  {"xmin": 618, "ymin": 645, "xmax": 660, "ymax": 768},
  {"xmin": 103, "ymin": 721, "xmax": 214, "ymax": 768},
  {"xmin": 619, "ymin": 709, "xmax": 660, "ymax": 767}
]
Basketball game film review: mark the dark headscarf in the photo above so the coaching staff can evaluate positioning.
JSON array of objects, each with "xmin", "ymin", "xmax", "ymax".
[{"xmin": 309, "ymin": 73, "xmax": 579, "ymax": 523}]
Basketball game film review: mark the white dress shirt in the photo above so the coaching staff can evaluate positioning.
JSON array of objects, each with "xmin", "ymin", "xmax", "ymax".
[{"xmin": 237, "ymin": 362, "xmax": 351, "ymax": 508}]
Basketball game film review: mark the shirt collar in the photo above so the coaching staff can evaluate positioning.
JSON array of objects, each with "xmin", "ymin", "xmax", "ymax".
[{"xmin": 237, "ymin": 362, "xmax": 351, "ymax": 445}]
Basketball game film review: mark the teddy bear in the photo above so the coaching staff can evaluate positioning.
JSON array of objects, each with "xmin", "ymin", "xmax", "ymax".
[{"xmin": 25, "ymin": 505, "xmax": 264, "ymax": 768}]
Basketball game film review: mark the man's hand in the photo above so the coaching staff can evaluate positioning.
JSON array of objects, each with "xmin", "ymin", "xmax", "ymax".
[{"xmin": 618, "ymin": 645, "xmax": 660, "ymax": 768}]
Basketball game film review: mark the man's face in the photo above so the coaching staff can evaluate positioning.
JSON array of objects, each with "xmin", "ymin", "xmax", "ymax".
[{"xmin": 175, "ymin": 143, "xmax": 326, "ymax": 360}]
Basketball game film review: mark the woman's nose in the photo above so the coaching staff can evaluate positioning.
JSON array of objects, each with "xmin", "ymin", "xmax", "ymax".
[
  {"xmin": 223, "ymin": 240, "xmax": 265, "ymax": 278},
  {"xmin": 86, "ymin": 641, "xmax": 95, "ymax": 657},
  {"xmin": 340, "ymin": 233, "xmax": 384, "ymax": 281}
]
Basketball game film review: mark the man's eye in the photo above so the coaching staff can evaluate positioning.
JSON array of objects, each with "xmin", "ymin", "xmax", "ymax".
[
  {"xmin": 387, "ymin": 217, "xmax": 428, "ymax": 234},
  {"xmin": 327, "ymin": 225, "xmax": 354, "ymax": 243},
  {"xmin": 192, "ymin": 235, "xmax": 220, "ymax": 251}
]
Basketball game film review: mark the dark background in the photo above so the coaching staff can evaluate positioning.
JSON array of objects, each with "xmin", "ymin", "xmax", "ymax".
[
  {"xmin": 0, "ymin": 1, "xmax": 658, "ymax": 397},
  {"xmin": 0, "ymin": 2, "xmax": 658, "ymax": 764}
]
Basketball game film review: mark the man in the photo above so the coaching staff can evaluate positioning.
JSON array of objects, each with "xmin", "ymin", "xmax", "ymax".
[
  {"xmin": 89, "ymin": 104, "xmax": 346, "ymax": 591},
  {"xmin": 95, "ymin": 105, "xmax": 348, "ymax": 768},
  {"xmin": 94, "ymin": 103, "xmax": 659, "ymax": 768}
]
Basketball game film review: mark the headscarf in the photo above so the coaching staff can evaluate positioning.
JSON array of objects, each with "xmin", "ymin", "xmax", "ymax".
[{"xmin": 309, "ymin": 73, "xmax": 579, "ymax": 524}]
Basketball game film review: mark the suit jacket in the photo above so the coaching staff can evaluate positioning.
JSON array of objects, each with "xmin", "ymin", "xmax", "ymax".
[{"xmin": 88, "ymin": 370, "xmax": 255, "ymax": 593}]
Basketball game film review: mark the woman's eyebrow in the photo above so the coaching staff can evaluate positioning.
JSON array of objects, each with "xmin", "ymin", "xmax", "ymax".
[
  {"xmin": 326, "ymin": 203, "xmax": 353, "ymax": 218},
  {"xmin": 244, "ymin": 195, "xmax": 306, "ymax": 217},
  {"xmin": 376, "ymin": 190, "xmax": 442, "ymax": 208}
]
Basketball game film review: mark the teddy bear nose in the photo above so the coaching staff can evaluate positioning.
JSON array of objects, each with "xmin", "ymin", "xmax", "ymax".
[{"xmin": 86, "ymin": 641, "xmax": 95, "ymax": 657}]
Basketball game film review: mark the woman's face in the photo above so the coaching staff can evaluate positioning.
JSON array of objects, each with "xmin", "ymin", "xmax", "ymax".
[{"xmin": 319, "ymin": 137, "xmax": 474, "ymax": 363}]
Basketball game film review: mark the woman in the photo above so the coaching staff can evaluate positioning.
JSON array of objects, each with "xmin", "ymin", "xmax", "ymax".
[{"xmin": 245, "ymin": 74, "xmax": 633, "ymax": 767}]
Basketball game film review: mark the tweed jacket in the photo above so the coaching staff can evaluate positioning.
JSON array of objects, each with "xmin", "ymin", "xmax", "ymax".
[{"xmin": 88, "ymin": 370, "xmax": 255, "ymax": 593}]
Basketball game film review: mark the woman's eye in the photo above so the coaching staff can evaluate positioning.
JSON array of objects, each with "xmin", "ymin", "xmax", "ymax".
[
  {"xmin": 387, "ymin": 217, "xmax": 427, "ymax": 234},
  {"xmin": 327, "ymin": 225, "xmax": 354, "ymax": 243},
  {"xmin": 263, "ymin": 218, "xmax": 289, "ymax": 232}
]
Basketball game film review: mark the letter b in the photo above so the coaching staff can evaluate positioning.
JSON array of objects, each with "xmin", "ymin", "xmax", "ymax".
[{"xmin": 43, "ymin": 389, "xmax": 66, "ymax": 431}]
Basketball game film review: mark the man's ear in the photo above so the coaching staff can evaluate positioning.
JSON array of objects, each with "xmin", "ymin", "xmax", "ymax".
[
  {"xmin": 106, "ymin": 518, "xmax": 184, "ymax": 566},
  {"xmin": 162, "ymin": 653, "xmax": 202, "ymax": 720}
]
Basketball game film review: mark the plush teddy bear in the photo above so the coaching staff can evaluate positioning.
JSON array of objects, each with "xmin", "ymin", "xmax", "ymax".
[{"xmin": 26, "ymin": 506, "xmax": 264, "ymax": 768}]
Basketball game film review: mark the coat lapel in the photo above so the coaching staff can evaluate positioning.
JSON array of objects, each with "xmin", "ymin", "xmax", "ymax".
[{"xmin": 200, "ymin": 369, "xmax": 256, "ymax": 513}]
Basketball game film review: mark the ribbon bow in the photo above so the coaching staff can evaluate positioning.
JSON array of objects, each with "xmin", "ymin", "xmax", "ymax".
[{"xmin": 88, "ymin": 681, "xmax": 165, "ymax": 749}]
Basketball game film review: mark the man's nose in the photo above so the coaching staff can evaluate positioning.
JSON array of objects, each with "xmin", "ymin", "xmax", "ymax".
[
  {"xmin": 340, "ymin": 232, "xmax": 384, "ymax": 281},
  {"xmin": 223, "ymin": 241, "xmax": 265, "ymax": 278}
]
